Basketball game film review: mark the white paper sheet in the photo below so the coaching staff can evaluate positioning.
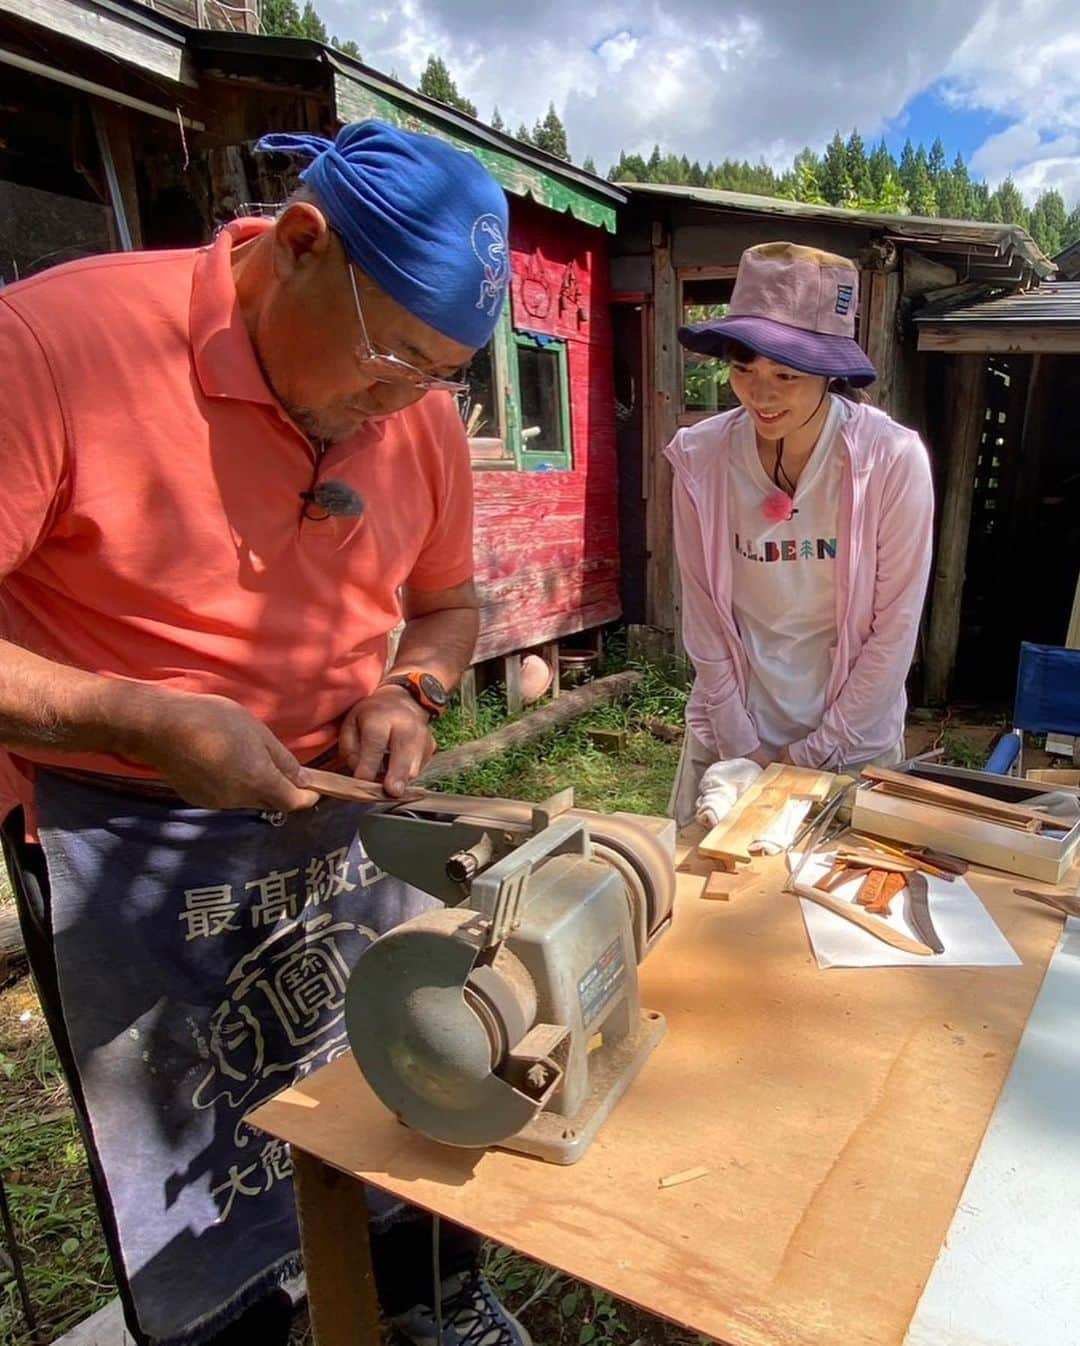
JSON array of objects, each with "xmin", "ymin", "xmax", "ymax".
[{"xmin": 796, "ymin": 852, "xmax": 1022, "ymax": 970}]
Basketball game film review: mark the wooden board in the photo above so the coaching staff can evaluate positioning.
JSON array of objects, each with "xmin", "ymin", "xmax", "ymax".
[
  {"xmin": 698, "ymin": 763, "xmax": 833, "ymax": 866},
  {"xmin": 248, "ymin": 848, "xmax": 1066, "ymax": 1346}
]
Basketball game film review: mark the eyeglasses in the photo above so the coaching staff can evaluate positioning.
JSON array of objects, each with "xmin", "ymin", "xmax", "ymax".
[{"xmin": 348, "ymin": 267, "xmax": 471, "ymax": 395}]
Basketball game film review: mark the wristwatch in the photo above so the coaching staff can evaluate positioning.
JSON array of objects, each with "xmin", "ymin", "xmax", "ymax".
[{"xmin": 381, "ymin": 671, "xmax": 450, "ymax": 718}]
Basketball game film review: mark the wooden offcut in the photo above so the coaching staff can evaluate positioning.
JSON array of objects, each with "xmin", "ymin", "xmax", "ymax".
[
  {"xmin": 862, "ymin": 766, "xmax": 1059, "ymax": 831},
  {"xmin": 248, "ymin": 852, "xmax": 1067, "ymax": 1346},
  {"xmin": 698, "ymin": 763, "xmax": 833, "ymax": 867}
]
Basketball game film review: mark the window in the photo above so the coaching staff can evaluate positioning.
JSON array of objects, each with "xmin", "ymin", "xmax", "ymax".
[
  {"xmin": 513, "ymin": 333, "xmax": 571, "ymax": 471},
  {"xmin": 680, "ymin": 274, "xmax": 739, "ymax": 423},
  {"xmin": 460, "ymin": 306, "xmax": 572, "ymax": 471}
]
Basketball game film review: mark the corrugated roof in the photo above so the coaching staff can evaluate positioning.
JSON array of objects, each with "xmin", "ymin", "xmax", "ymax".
[
  {"xmin": 620, "ymin": 181, "xmax": 1055, "ymax": 281},
  {"xmin": 915, "ymin": 280, "xmax": 1080, "ymax": 326}
]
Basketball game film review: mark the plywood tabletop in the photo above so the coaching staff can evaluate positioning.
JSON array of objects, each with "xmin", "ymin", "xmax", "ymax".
[{"xmin": 248, "ymin": 841, "xmax": 1067, "ymax": 1346}]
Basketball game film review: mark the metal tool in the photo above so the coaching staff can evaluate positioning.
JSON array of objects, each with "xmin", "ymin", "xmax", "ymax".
[
  {"xmin": 786, "ymin": 786, "xmax": 852, "ymax": 890},
  {"xmin": 343, "ymin": 789, "xmax": 676, "ymax": 1164}
]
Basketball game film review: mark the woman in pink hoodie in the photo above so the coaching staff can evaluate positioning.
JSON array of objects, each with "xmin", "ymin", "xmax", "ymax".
[{"xmin": 667, "ymin": 242, "xmax": 934, "ymax": 826}]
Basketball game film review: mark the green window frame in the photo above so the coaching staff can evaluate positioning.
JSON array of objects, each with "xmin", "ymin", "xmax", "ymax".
[{"xmin": 463, "ymin": 307, "xmax": 573, "ymax": 473}]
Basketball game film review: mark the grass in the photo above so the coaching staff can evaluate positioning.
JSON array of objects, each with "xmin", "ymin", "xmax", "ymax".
[{"xmin": 0, "ymin": 978, "xmax": 116, "ymax": 1346}]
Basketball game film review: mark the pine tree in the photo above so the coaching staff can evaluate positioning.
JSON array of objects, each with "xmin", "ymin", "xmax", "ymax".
[
  {"xmin": 298, "ymin": 1, "xmax": 327, "ymax": 42},
  {"xmin": 868, "ymin": 138, "xmax": 893, "ymax": 198},
  {"xmin": 846, "ymin": 130, "xmax": 873, "ymax": 202},
  {"xmin": 1028, "ymin": 188, "xmax": 1067, "ymax": 255},
  {"xmin": 532, "ymin": 103, "xmax": 570, "ymax": 161},
  {"xmin": 909, "ymin": 157, "xmax": 938, "ymax": 216},
  {"xmin": 582, "ymin": 154, "xmax": 597, "ymax": 175},
  {"xmin": 418, "ymin": 55, "xmax": 477, "ymax": 118},
  {"xmin": 515, "ymin": 123, "xmax": 533, "ymax": 146},
  {"xmin": 936, "ymin": 152, "xmax": 970, "ymax": 220},
  {"xmin": 647, "ymin": 143, "xmax": 663, "ymax": 177},
  {"xmin": 992, "ymin": 176, "xmax": 1029, "ymax": 229},
  {"xmin": 331, "ymin": 35, "xmax": 361, "ymax": 58},
  {"xmin": 898, "ymin": 139, "xmax": 918, "ymax": 198},
  {"xmin": 490, "ymin": 106, "xmax": 505, "ymax": 132},
  {"xmin": 928, "ymin": 137, "xmax": 947, "ymax": 183},
  {"xmin": 820, "ymin": 131, "xmax": 854, "ymax": 206},
  {"xmin": 1063, "ymin": 206, "xmax": 1080, "ymax": 250},
  {"xmin": 261, "ymin": 0, "xmax": 303, "ymax": 36}
]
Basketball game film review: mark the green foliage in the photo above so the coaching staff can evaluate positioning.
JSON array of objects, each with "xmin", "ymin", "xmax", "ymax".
[
  {"xmin": 418, "ymin": 54, "xmax": 477, "ymax": 118},
  {"xmin": 582, "ymin": 154, "xmax": 598, "ymax": 176},
  {"xmin": 490, "ymin": 106, "xmax": 505, "ymax": 132},
  {"xmin": 940, "ymin": 734, "xmax": 987, "ymax": 770},
  {"xmin": 516, "ymin": 122, "xmax": 534, "ymax": 146},
  {"xmin": 604, "ymin": 125, "xmax": 1061, "ymax": 236},
  {"xmin": 260, "ymin": 0, "xmax": 303, "ymax": 36},
  {"xmin": 332, "ymin": 35, "xmax": 361, "ymax": 59},
  {"xmin": 298, "ymin": 0, "xmax": 327, "ymax": 41},
  {"xmin": 533, "ymin": 103, "xmax": 571, "ymax": 161}
]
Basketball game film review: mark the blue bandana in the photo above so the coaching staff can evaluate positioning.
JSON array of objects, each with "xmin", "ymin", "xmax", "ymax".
[{"xmin": 255, "ymin": 120, "xmax": 509, "ymax": 349}]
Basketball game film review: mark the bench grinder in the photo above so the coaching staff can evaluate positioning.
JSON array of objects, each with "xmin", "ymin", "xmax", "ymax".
[{"xmin": 344, "ymin": 790, "xmax": 676, "ymax": 1164}]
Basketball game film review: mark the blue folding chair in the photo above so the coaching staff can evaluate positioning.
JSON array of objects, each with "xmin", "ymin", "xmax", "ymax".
[{"xmin": 985, "ymin": 643, "xmax": 1080, "ymax": 775}]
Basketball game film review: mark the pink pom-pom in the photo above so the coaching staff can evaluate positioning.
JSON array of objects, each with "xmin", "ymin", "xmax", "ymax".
[{"xmin": 762, "ymin": 491, "xmax": 795, "ymax": 523}]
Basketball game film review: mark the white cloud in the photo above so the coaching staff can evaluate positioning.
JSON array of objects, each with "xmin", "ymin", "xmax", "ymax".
[
  {"xmin": 319, "ymin": 0, "xmax": 1080, "ymax": 203},
  {"xmin": 943, "ymin": 0, "xmax": 1080, "ymax": 203}
]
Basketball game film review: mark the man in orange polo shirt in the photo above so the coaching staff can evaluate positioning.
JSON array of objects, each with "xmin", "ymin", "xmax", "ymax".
[{"xmin": 0, "ymin": 122, "xmax": 528, "ymax": 1346}]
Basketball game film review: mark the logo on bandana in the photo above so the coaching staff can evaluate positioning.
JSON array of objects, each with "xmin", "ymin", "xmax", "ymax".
[
  {"xmin": 835, "ymin": 283, "xmax": 854, "ymax": 316},
  {"xmin": 471, "ymin": 213, "xmax": 509, "ymax": 317}
]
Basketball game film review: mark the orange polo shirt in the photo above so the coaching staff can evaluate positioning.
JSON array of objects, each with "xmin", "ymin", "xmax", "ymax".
[{"xmin": 0, "ymin": 220, "xmax": 473, "ymax": 812}]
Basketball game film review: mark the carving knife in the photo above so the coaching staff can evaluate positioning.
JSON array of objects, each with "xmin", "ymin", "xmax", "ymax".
[{"xmin": 904, "ymin": 871, "xmax": 944, "ymax": 954}]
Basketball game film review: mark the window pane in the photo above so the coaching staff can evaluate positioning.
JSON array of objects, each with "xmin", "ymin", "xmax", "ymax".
[
  {"xmin": 682, "ymin": 301, "xmax": 739, "ymax": 414},
  {"xmin": 460, "ymin": 340, "xmax": 498, "ymax": 438},
  {"xmin": 517, "ymin": 345, "xmax": 563, "ymax": 458}
]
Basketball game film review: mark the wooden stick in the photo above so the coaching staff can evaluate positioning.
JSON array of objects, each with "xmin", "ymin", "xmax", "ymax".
[
  {"xmin": 300, "ymin": 768, "xmax": 426, "ymax": 805},
  {"xmin": 846, "ymin": 833, "xmax": 953, "ymax": 879},
  {"xmin": 861, "ymin": 766, "xmax": 1059, "ymax": 831},
  {"xmin": 1013, "ymin": 888, "xmax": 1080, "ymax": 920},
  {"xmin": 834, "ymin": 849, "xmax": 917, "ymax": 875},
  {"xmin": 789, "ymin": 879, "xmax": 935, "ymax": 956}
]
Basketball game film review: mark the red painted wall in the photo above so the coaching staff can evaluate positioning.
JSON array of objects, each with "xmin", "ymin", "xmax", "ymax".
[{"xmin": 472, "ymin": 197, "xmax": 620, "ymax": 662}]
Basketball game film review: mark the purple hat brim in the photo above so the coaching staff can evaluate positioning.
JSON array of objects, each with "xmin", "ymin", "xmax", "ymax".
[{"xmin": 678, "ymin": 315, "xmax": 877, "ymax": 388}]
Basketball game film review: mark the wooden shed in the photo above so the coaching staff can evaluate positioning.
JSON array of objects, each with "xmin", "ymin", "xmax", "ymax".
[
  {"xmin": 608, "ymin": 182, "xmax": 1053, "ymax": 705},
  {"xmin": 0, "ymin": 1, "xmax": 628, "ymax": 699},
  {"xmin": 914, "ymin": 281, "xmax": 1080, "ymax": 706}
]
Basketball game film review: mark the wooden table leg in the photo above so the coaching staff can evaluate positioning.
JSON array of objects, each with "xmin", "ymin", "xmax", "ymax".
[{"xmin": 293, "ymin": 1149, "xmax": 382, "ymax": 1345}]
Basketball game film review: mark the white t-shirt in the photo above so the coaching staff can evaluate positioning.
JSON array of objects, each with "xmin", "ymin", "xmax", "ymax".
[{"xmin": 729, "ymin": 397, "xmax": 847, "ymax": 754}]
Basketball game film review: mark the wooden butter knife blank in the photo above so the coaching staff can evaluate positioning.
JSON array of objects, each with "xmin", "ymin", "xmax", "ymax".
[
  {"xmin": 789, "ymin": 878, "xmax": 935, "ymax": 956},
  {"xmin": 300, "ymin": 767, "xmax": 427, "ymax": 805}
]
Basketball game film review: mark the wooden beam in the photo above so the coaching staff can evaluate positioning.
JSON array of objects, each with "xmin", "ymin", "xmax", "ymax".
[
  {"xmin": 645, "ymin": 237, "xmax": 680, "ymax": 637},
  {"xmin": 503, "ymin": 652, "xmax": 523, "ymax": 714},
  {"xmin": 924, "ymin": 354, "xmax": 989, "ymax": 704},
  {"xmin": 421, "ymin": 671, "xmax": 641, "ymax": 782},
  {"xmin": 864, "ymin": 269, "xmax": 901, "ymax": 416},
  {"xmin": 918, "ymin": 325, "xmax": 1080, "ymax": 355}
]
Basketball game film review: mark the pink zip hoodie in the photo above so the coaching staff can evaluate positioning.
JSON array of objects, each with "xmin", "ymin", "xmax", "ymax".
[{"xmin": 665, "ymin": 401, "xmax": 934, "ymax": 770}]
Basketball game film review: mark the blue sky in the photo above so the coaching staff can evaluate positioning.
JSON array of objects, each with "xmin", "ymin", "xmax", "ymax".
[
  {"xmin": 324, "ymin": 0, "xmax": 1080, "ymax": 206},
  {"xmin": 883, "ymin": 87, "xmax": 1012, "ymax": 170}
]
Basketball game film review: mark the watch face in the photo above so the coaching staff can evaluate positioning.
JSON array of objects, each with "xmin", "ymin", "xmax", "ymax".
[{"xmin": 418, "ymin": 673, "xmax": 449, "ymax": 708}]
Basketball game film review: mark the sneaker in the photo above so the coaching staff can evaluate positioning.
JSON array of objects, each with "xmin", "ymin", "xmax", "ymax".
[{"xmin": 390, "ymin": 1269, "xmax": 533, "ymax": 1346}]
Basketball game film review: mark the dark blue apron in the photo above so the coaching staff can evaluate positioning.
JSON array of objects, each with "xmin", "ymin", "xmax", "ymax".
[{"xmin": 33, "ymin": 771, "xmax": 435, "ymax": 1345}]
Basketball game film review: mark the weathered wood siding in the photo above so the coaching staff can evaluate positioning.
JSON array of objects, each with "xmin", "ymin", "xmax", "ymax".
[{"xmin": 473, "ymin": 198, "xmax": 620, "ymax": 660}]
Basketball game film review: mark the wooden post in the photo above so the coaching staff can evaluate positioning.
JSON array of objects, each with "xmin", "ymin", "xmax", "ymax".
[
  {"xmin": 864, "ymin": 268, "xmax": 901, "ymax": 416},
  {"xmin": 924, "ymin": 354, "xmax": 989, "ymax": 704},
  {"xmin": 645, "ymin": 234, "xmax": 680, "ymax": 640},
  {"xmin": 544, "ymin": 641, "xmax": 561, "ymax": 701},
  {"xmin": 504, "ymin": 652, "xmax": 523, "ymax": 714},
  {"xmin": 292, "ymin": 1150, "xmax": 381, "ymax": 1346},
  {"xmin": 458, "ymin": 665, "xmax": 478, "ymax": 717}
]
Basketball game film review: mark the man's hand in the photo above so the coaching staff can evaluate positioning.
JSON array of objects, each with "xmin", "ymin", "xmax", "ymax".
[
  {"xmin": 137, "ymin": 692, "xmax": 320, "ymax": 812},
  {"xmin": 748, "ymin": 747, "xmax": 774, "ymax": 769},
  {"xmin": 339, "ymin": 685, "xmax": 436, "ymax": 796}
]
